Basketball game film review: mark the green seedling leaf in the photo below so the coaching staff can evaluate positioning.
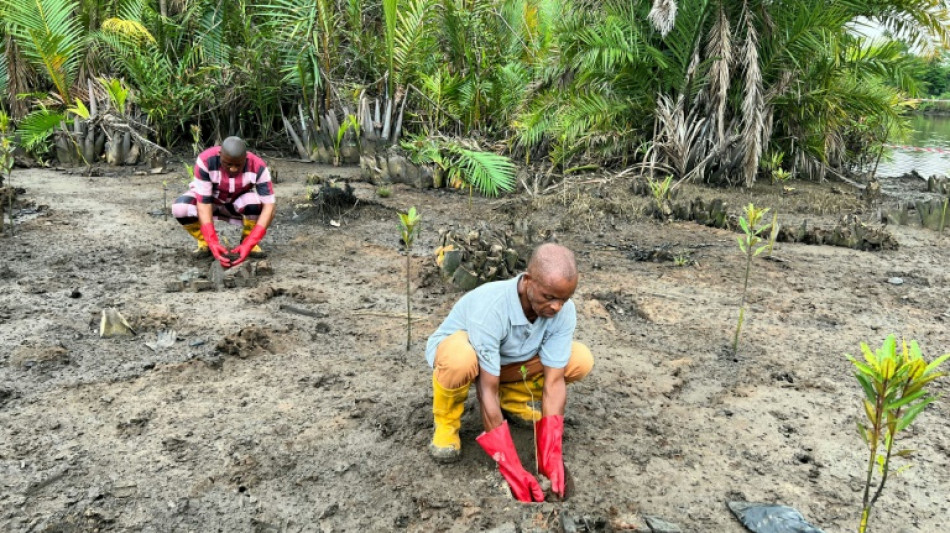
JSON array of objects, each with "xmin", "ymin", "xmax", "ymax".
[
  {"xmin": 739, "ymin": 217, "xmax": 750, "ymax": 235},
  {"xmin": 861, "ymin": 342, "xmax": 880, "ymax": 373},
  {"xmin": 924, "ymin": 353, "xmax": 950, "ymax": 375},
  {"xmin": 856, "ymin": 421, "xmax": 869, "ymax": 445},
  {"xmin": 896, "ymin": 398, "xmax": 934, "ymax": 432},
  {"xmin": 885, "ymin": 389, "xmax": 928, "ymax": 411},
  {"xmin": 854, "ymin": 372, "xmax": 876, "ymax": 401}
]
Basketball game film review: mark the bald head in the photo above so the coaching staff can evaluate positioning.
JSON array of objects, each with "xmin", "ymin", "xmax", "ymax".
[
  {"xmin": 527, "ymin": 243, "xmax": 577, "ymax": 284},
  {"xmin": 221, "ymin": 136, "xmax": 247, "ymax": 158}
]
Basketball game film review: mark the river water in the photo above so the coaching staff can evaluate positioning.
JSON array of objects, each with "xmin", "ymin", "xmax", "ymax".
[{"xmin": 874, "ymin": 114, "xmax": 950, "ymax": 178}]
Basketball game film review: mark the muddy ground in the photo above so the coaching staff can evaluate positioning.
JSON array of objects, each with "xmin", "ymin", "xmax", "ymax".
[{"xmin": 1, "ymin": 159, "xmax": 949, "ymax": 533}]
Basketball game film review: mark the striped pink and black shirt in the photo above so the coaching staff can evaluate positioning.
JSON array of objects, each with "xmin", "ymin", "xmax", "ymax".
[{"xmin": 190, "ymin": 146, "xmax": 276, "ymax": 205}]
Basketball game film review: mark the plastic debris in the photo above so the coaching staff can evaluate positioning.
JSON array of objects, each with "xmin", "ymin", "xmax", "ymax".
[
  {"xmin": 145, "ymin": 330, "xmax": 177, "ymax": 352},
  {"xmin": 728, "ymin": 501, "xmax": 825, "ymax": 533},
  {"xmin": 99, "ymin": 308, "xmax": 135, "ymax": 338}
]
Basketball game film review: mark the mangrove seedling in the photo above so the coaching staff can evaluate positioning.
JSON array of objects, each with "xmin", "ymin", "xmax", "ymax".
[
  {"xmin": 732, "ymin": 203, "xmax": 774, "ymax": 354},
  {"xmin": 398, "ymin": 207, "xmax": 421, "ymax": 352},
  {"xmin": 162, "ymin": 179, "xmax": 169, "ymax": 222},
  {"xmin": 0, "ymin": 111, "xmax": 15, "ymax": 235},
  {"xmin": 520, "ymin": 364, "xmax": 539, "ymax": 474},
  {"xmin": 846, "ymin": 335, "xmax": 948, "ymax": 533}
]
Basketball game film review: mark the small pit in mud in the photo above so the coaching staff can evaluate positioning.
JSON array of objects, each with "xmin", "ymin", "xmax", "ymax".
[
  {"xmin": 589, "ymin": 290, "xmax": 646, "ymax": 320},
  {"xmin": 215, "ymin": 326, "xmax": 273, "ymax": 358}
]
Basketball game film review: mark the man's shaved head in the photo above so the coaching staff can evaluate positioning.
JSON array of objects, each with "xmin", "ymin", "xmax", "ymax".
[
  {"xmin": 527, "ymin": 243, "xmax": 577, "ymax": 284},
  {"xmin": 221, "ymin": 136, "xmax": 247, "ymax": 159}
]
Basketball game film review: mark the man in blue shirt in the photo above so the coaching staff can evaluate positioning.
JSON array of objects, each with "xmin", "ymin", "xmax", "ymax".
[{"xmin": 425, "ymin": 243, "xmax": 594, "ymax": 502}]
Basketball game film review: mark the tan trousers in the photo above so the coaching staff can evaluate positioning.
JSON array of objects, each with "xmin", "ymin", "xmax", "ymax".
[{"xmin": 433, "ymin": 331, "xmax": 594, "ymax": 389}]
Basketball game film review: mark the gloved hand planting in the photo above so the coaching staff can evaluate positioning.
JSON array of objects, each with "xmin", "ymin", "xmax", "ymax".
[
  {"xmin": 200, "ymin": 223, "xmax": 231, "ymax": 268},
  {"xmin": 536, "ymin": 415, "xmax": 565, "ymax": 498},
  {"xmin": 476, "ymin": 421, "xmax": 544, "ymax": 502},
  {"xmin": 231, "ymin": 224, "xmax": 266, "ymax": 266}
]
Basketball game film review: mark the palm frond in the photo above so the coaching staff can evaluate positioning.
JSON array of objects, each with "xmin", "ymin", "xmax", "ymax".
[
  {"xmin": 0, "ymin": 43, "xmax": 8, "ymax": 102},
  {"xmin": 705, "ymin": 1, "xmax": 730, "ymax": 147},
  {"xmin": 393, "ymin": 0, "xmax": 433, "ymax": 87},
  {"xmin": 447, "ymin": 145, "xmax": 516, "ymax": 197},
  {"xmin": 15, "ymin": 106, "xmax": 65, "ymax": 150},
  {"xmin": 739, "ymin": 2, "xmax": 763, "ymax": 187},
  {"xmin": 101, "ymin": 18, "xmax": 156, "ymax": 44},
  {"xmin": 4, "ymin": 0, "xmax": 84, "ymax": 101}
]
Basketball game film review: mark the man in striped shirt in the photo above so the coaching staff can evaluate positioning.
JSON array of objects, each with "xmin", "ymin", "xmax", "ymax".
[{"xmin": 172, "ymin": 137, "xmax": 276, "ymax": 268}]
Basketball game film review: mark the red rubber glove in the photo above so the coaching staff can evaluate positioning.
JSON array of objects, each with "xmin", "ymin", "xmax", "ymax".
[
  {"xmin": 200, "ymin": 223, "xmax": 231, "ymax": 268},
  {"xmin": 536, "ymin": 415, "xmax": 565, "ymax": 498},
  {"xmin": 231, "ymin": 224, "xmax": 266, "ymax": 267},
  {"xmin": 476, "ymin": 421, "xmax": 544, "ymax": 502}
]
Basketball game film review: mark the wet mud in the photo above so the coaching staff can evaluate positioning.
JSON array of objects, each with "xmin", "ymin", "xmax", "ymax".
[{"xmin": 1, "ymin": 163, "xmax": 949, "ymax": 532}]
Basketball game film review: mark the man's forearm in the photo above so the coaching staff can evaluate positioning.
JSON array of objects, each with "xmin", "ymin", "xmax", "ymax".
[
  {"xmin": 257, "ymin": 202, "xmax": 275, "ymax": 229},
  {"xmin": 197, "ymin": 202, "xmax": 213, "ymax": 225},
  {"xmin": 541, "ymin": 372, "xmax": 567, "ymax": 417},
  {"xmin": 476, "ymin": 371, "xmax": 505, "ymax": 431}
]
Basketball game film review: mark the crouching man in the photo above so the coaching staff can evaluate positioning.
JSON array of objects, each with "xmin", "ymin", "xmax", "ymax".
[{"xmin": 425, "ymin": 243, "xmax": 593, "ymax": 501}]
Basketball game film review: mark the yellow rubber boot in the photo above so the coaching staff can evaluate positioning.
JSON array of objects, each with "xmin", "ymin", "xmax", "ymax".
[
  {"xmin": 499, "ymin": 378, "xmax": 543, "ymax": 428},
  {"xmin": 183, "ymin": 222, "xmax": 210, "ymax": 257},
  {"xmin": 241, "ymin": 219, "xmax": 266, "ymax": 257},
  {"xmin": 429, "ymin": 375, "xmax": 470, "ymax": 463}
]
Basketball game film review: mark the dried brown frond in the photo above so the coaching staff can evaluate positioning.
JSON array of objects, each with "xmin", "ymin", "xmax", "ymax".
[
  {"xmin": 740, "ymin": 1, "xmax": 763, "ymax": 188},
  {"xmin": 706, "ymin": 2, "xmax": 731, "ymax": 148},
  {"xmin": 648, "ymin": 0, "xmax": 678, "ymax": 37}
]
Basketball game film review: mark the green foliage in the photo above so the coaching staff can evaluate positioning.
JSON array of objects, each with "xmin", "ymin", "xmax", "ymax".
[
  {"xmin": 2, "ymin": 0, "xmax": 84, "ymax": 101},
  {"xmin": 647, "ymin": 175, "xmax": 673, "ymax": 211},
  {"xmin": 398, "ymin": 206, "xmax": 421, "ymax": 352},
  {"xmin": 733, "ymin": 203, "xmax": 775, "ymax": 354},
  {"xmin": 15, "ymin": 107, "xmax": 66, "ymax": 152},
  {"xmin": 447, "ymin": 145, "xmax": 516, "ymax": 198},
  {"xmin": 918, "ymin": 57, "xmax": 950, "ymax": 97},
  {"xmin": 0, "ymin": 110, "xmax": 14, "ymax": 178},
  {"xmin": 1, "ymin": 0, "xmax": 946, "ymax": 176},
  {"xmin": 847, "ymin": 335, "xmax": 949, "ymax": 533},
  {"xmin": 403, "ymin": 137, "xmax": 515, "ymax": 197},
  {"xmin": 67, "ymin": 99, "xmax": 90, "ymax": 120},
  {"xmin": 98, "ymin": 77, "xmax": 130, "ymax": 115},
  {"xmin": 334, "ymin": 114, "xmax": 360, "ymax": 164}
]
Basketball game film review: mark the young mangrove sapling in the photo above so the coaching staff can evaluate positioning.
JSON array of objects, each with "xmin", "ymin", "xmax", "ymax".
[
  {"xmin": 733, "ymin": 203, "xmax": 775, "ymax": 354},
  {"xmin": 398, "ymin": 207, "xmax": 421, "ymax": 352},
  {"xmin": 0, "ymin": 112, "xmax": 15, "ymax": 236},
  {"xmin": 847, "ymin": 335, "xmax": 948, "ymax": 533}
]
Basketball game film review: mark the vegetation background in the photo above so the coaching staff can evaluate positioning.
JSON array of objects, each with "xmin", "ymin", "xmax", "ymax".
[{"xmin": 1, "ymin": 0, "xmax": 949, "ymax": 187}]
